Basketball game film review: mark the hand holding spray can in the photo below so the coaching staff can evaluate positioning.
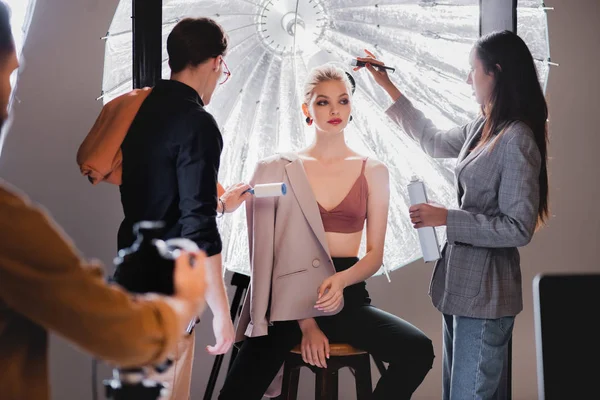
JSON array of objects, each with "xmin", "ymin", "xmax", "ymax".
[{"xmin": 407, "ymin": 176, "xmax": 441, "ymax": 262}]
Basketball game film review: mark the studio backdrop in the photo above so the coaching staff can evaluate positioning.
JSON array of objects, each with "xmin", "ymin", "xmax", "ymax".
[{"xmin": 100, "ymin": 0, "xmax": 550, "ymax": 277}]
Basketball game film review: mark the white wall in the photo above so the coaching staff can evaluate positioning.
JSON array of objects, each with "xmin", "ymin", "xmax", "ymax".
[{"xmin": 1, "ymin": 0, "xmax": 598, "ymax": 399}]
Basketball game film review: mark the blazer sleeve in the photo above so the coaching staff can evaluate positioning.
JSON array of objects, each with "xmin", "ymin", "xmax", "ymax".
[
  {"xmin": 244, "ymin": 160, "xmax": 277, "ymax": 337},
  {"xmin": 446, "ymin": 125, "xmax": 541, "ymax": 248},
  {"xmin": 385, "ymin": 95, "xmax": 479, "ymax": 158},
  {"xmin": 0, "ymin": 187, "xmax": 181, "ymax": 368}
]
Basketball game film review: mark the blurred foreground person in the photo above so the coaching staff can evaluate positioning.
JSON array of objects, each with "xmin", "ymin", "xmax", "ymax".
[{"xmin": 0, "ymin": 3, "xmax": 207, "ymax": 399}]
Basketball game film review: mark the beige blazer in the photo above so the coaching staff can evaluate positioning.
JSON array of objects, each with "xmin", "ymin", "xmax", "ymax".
[{"xmin": 235, "ymin": 153, "xmax": 342, "ymax": 342}]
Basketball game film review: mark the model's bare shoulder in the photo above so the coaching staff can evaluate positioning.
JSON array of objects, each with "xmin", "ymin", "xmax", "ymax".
[
  {"xmin": 364, "ymin": 158, "xmax": 389, "ymax": 185},
  {"xmin": 364, "ymin": 157, "xmax": 388, "ymax": 172}
]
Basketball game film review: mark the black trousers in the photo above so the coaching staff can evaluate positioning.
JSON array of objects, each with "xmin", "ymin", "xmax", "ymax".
[{"xmin": 219, "ymin": 258, "xmax": 435, "ymax": 400}]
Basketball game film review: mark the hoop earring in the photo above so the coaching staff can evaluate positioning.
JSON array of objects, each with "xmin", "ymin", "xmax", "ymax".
[
  {"xmin": 349, "ymin": 115, "xmax": 353, "ymax": 122},
  {"xmin": 305, "ymin": 117, "xmax": 313, "ymax": 126}
]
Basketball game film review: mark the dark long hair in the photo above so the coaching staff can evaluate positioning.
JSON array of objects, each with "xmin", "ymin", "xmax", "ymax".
[
  {"xmin": 475, "ymin": 30, "xmax": 549, "ymax": 228},
  {"xmin": 0, "ymin": 1, "xmax": 14, "ymax": 56}
]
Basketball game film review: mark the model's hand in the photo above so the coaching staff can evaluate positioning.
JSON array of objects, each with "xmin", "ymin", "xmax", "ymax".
[
  {"xmin": 299, "ymin": 319, "xmax": 330, "ymax": 368},
  {"xmin": 206, "ymin": 313, "xmax": 234, "ymax": 355},
  {"xmin": 409, "ymin": 202, "xmax": 448, "ymax": 228},
  {"xmin": 315, "ymin": 272, "xmax": 346, "ymax": 313},
  {"xmin": 220, "ymin": 182, "xmax": 252, "ymax": 214}
]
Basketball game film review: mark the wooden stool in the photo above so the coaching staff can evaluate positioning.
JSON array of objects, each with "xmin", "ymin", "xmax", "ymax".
[{"xmin": 280, "ymin": 343, "xmax": 372, "ymax": 400}]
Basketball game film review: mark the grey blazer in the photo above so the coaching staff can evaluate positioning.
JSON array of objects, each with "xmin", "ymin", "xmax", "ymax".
[
  {"xmin": 235, "ymin": 153, "xmax": 341, "ymax": 342},
  {"xmin": 386, "ymin": 96, "xmax": 541, "ymax": 318}
]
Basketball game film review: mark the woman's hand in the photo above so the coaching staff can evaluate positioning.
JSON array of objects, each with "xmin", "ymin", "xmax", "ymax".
[
  {"xmin": 354, "ymin": 49, "xmax": 402, "ymax": 102},
  {"xmin": 315, "ymin": 272, "xmax": 346, "ymax": 313},
  {"xmin": 299, "ymin": 319, "xmax": 330, "ymax": 368},
  {"xmin": 409, "ymin": 202, "xmax": 448, "ymax": 228}
]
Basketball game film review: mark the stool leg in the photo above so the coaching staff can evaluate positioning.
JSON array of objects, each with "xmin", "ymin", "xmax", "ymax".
[
  {"xmin": 315, "ymin": 368, "xmax": 336, "ymax": 400},
  {"xmin": 373, "ymin": 357, "xmax": 387, "ymax": 376},
  {"xmin": 281, "ymin": 365, "xmax": 300, "ymax": 400},
  {"xmin": 331, "ymin": 369, "xmax": 339, "ymax": 400},
  {"xmin": 354, "ymin": 355, "xmax": 373, "ymax": 400}
]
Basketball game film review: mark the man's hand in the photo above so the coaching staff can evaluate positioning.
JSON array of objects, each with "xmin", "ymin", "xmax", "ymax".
[
  {"xmin": 219, "ymin": 182, "xmax": 252, "ymax": 214},
  {"xmin": 206, "ymin": 313, "xmax": 235, "ymax": 355},
  {"xmin": 166, "ymin": 251, "xmax": 207, "ymax": 334},
  {"xmin": 173, "ymin": 250, "xmax": 206, "ymax": 311},
  {"xmin": 202, "ymin": 253, "xmax": 234, "ymax": 355}
]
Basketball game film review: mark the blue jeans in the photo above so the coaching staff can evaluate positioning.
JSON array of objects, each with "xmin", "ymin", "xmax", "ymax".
[{"xmin": 443, "ymin": 314, "xmax": 514, "ymax": 400}]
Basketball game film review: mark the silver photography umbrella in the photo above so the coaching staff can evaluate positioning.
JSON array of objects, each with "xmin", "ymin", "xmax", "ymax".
[{"xmin": 101, "ymin": 0, "xmax": 550, "ymax": 277}]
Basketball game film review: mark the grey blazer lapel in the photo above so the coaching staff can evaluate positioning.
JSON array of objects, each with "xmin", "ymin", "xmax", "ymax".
[
  {"xmin": 456, "ymin": 119, "xmax": 486, "ymax": 175},
  {"xmin": 284, "ymin": 158, "xmax": 331, "ymax": 256}
]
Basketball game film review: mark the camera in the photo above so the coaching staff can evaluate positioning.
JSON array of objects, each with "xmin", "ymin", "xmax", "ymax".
[{"xmin": 104, "ymin": 221, "xmax": 199, "ymax": 400}]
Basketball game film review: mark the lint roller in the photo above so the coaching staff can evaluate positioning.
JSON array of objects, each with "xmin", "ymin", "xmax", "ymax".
[{"xmin": 243, "ymin": 183, "xmax": 287, "ymax": 198}]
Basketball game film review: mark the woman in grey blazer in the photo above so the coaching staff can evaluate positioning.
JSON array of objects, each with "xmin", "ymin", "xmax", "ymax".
[{"xmin": 358, "ymin": 30, "xmax": 549, "ymax": 399}]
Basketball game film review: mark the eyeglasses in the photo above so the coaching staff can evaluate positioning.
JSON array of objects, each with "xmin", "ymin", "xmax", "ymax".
[{"xmin": 220, "ymin": 59, "xmax": 231, "ymax": 85}]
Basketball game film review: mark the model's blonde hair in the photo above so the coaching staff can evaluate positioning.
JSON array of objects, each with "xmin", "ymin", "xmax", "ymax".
[{"xmin": 303, "ymin": 64, "xmax": 354, "ymax": 104}]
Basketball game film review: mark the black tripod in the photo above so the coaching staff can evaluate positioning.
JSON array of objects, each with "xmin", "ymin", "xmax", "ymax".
[
  {"xmin": 103, "ymin": 367, "xmax": 168, "ymax": 400},
  {"xmin": 103, "ymin": 355, "xmax": 174, "ymax": 400}
]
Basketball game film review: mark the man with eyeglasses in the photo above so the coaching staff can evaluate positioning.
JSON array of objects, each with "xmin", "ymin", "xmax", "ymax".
[{"xmin": 116, "ymin": 17, "xmax": 249, "ymax": 399}]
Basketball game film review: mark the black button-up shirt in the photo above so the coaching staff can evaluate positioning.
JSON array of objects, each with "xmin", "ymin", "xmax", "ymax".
[{"xmin": 118, "ymin": 80, "xmax": 223, "ymax": 256}]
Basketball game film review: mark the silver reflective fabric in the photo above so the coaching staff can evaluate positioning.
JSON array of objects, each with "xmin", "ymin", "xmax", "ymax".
[{"xmin": 102, "ymin": 0, "xmax": 549, "ymax": 276}]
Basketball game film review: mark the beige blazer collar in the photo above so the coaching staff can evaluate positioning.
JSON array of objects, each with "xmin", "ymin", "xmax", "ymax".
[{"xmin": 281, "ymin": 153, "xmax": 331, "ymax": 257}]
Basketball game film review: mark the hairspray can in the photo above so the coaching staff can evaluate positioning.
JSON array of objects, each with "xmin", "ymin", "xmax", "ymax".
[{"xmin": 407, "ymin": 176, "xmax": 441, "ymax": 262}]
